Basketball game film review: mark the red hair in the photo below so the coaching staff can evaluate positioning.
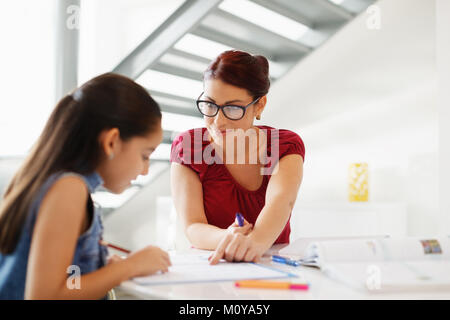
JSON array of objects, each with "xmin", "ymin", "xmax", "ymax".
[{"xmin": 203, "ymin": 50, "xmax": 270, "ymax": 99}]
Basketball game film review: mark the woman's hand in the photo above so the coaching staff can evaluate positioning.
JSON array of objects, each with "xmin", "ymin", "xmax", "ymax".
[
  {"xmin": 124, "ymin": 245, "xmax": 172, "ymax": 278},
  {"xmin": 208, "ymin": 218, "xmax": 266, "ymax": 265},
  {"xmin": 208, "ymin": 232, "xmax": 266, "ymax": 265},
  {"xmin": 226, "ymin": 217, "xmax": 253, "ymax": 236}
]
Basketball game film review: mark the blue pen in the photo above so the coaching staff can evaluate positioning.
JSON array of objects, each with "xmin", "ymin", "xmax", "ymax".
[
  {"xmin": 236, "ymin": 212, "xmax": 244, "ymax": 227},
  {"xmin": 272, "ymin": 255, "xmax": 301, "ymax": 267}
]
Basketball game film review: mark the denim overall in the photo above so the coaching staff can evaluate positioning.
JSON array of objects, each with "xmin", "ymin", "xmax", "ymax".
[{"xmin": 0, "ymin": 171, "xmax": 109, "ymax": 299}]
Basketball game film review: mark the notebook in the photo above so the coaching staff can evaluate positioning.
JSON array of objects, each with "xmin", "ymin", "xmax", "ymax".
[
  {"xmin": 131, "ymin": 253, "xmax": 298, "ymax": 286},
  {"xmin": 281, "ymin": 236, "xmax": 450, "ymax": 293}
]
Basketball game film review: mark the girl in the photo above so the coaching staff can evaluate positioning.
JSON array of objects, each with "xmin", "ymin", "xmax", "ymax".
[
  {"xmin": 0, "ymin": 73, "xmax": 171, "ymax": 299},
  {"xmin": 170, "ymin": 50, "xmax": 305, "ymax": 265}
]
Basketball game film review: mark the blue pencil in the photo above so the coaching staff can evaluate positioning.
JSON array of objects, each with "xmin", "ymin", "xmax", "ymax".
[
  {"xmin": 236, "ymin": 212, "xmax": 244, "ymax": 227},
  {"xmin": 272, "ymin": 255, "xmax": 301, "ymax": 267}
]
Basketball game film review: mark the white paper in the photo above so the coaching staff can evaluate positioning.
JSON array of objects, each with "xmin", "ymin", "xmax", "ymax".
[{"xmin": 132, "ymin": 253, "xmax": 295, "ymax": 285}]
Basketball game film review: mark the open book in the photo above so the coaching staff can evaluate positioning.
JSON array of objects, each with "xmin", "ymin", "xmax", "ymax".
[
  {"xmin": 282, "ymin": 236, "xmax": 450, "ymax": 293},
  {"xmin": 278, "ymin": 235, "xmax": 389, "ymax": 261}
]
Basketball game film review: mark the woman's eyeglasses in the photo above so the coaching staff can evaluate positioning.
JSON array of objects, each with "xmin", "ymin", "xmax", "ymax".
[{"xmin": 196, "ymin": 92, "xmax": 261, "ymax": 121}]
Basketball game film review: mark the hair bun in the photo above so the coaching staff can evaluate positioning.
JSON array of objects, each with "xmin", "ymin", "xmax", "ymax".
[
  {"xmin": 254, "ymin": 55, "xmax": 269, "ymax": 76},
  {"xmin": 204, "ymin": 50, "xmax": 271, "ymax": 97}
]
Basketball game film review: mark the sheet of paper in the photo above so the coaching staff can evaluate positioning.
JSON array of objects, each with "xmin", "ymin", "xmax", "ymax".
[{"xmin": 132, "ymin": 253, "xmax": 296, "ymax": 285}]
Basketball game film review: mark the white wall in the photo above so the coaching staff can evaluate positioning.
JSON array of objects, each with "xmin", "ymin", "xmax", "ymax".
[
  {"xmin": 264, "ymin": 0, "xmax": 439, "ymax": 237},
  {"xmin": 437, "ymin": 0, "xmax": 450, "ymax": 236}
]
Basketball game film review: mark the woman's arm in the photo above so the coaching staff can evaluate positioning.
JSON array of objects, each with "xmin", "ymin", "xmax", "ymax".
[
  {"xmin": 209, "ymin": 154, "xmax": 303, "ymax": 264},
  {"xmin": 26, "ymin": 176, "xmax": 170, "ymax": 299},
  {"xmin": 249, "ymin": 154, "xmax": 304, "ymax": 250},
  {"xmin": 171, "ymin": 163, "xmax": 241, "ymax": 250}
]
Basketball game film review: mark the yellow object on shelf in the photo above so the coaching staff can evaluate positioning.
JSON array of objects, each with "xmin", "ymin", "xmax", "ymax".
[{"xmin": 348, "ymin": 163, "xmax": 369, "ymax": 202}]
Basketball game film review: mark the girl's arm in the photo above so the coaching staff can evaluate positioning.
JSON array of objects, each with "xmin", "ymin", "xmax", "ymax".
[
  {"xmin": 25, "ymin": 176, "xmax": 169, "ymax": 300},
  {"xmin": 209, "ymin": 154, "xmax": 303, "ymax": 264}
]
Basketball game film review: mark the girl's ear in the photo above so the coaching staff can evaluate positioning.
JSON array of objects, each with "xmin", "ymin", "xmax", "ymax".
[{"xmin": 99, "ymin": 128, "xmax": 120, "ymax": 159}]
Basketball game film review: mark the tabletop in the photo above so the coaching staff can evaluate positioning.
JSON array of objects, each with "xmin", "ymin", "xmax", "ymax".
[{"xmin": 118, "ymin": 246, "xmax": 450, "ymax": 300}]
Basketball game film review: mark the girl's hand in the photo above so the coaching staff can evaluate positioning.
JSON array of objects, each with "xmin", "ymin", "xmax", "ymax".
[
  {"xmin": 107, "ymin": 254, "xmax": 124, "ymax": 265},
  {"xmin": 125, "ymin": 245, "xmax": 172, "ymax": 278}
]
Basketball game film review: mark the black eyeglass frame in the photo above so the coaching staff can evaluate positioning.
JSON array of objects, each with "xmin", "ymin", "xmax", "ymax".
[{"xmin": 196, "ymin": 92, "xmax": 262, "ymax": 121}]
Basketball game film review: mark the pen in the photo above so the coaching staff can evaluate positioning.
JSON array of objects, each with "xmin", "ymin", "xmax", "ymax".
[
  {"xmin": 235, "ymin": 280, "xmax": 309, "ymax": 291},
  {"xmin": 99, "ymin": 239, "xmax": 131, "ymax": 254},
  {"xmin": 236, "ymin": 212, "xmax": 244, "ymax": 227},
  {"xmin": 272, "ymin": 255, "xmax": 301, "ymax": 267}
]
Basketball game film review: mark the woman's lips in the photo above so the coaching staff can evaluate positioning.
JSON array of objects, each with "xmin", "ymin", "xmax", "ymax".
[
  {"xmin": 210, "ymin": 127, "xmax": 232, "ymax": 137},
  {"xmin": 212, "ymin": 129, "xmax": 226, "ymax": 136}
]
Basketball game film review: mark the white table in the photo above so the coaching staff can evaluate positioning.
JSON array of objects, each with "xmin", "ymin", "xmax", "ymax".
[{"xmin": 118, "ymin": 247, "xmax": 450, "ymax": 300}]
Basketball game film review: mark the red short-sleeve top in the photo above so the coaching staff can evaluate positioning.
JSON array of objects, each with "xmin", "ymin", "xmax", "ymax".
[{"xmin": 170, "ymin": 125, "xmax": 305, "ymax": 244}]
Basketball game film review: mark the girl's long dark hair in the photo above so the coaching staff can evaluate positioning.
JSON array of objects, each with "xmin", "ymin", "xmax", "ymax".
[{"xmin": 0, "ymin": 73, "xmax": 161, "ymax": 254}]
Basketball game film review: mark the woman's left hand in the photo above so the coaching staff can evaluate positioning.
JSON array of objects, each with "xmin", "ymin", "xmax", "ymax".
[{"xmin": 208, "ymin": 232, "xmax": 266, "ymax": 265}]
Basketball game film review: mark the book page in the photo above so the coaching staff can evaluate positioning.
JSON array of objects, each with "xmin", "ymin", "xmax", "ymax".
[
  {"xmin": 310, "ymin": 239, "xmax": 386, "ymax": 265},
  {"xmin": 380, "ymin": 237, "xmax": 450, "ymax": 261},
  {"xmin": 307, "ymin": 237, "xmax": 450, "ymax": 265},
  {"xmin": 279, "ymin": 235, "xmax": 389, "ymax": 258}
]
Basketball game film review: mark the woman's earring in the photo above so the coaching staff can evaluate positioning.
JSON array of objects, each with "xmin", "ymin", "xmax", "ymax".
[
  {"xmin": 256, "ymin": 115, "xmax": 261, "ymax": 120},
  {"xmin": 109, "ymin": 152, "xmax": 114, "ymax": 160}
]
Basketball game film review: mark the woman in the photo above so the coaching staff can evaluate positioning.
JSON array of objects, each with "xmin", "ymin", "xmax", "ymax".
[{"xmin": 170, "ymin": 50, "xmax": 305, "ymax": 264}]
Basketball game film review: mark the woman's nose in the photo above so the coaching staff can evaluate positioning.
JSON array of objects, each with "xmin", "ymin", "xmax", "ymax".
[{"xmin": 214, "ymin": 108, "xmax": 227, "ymax": 126}]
